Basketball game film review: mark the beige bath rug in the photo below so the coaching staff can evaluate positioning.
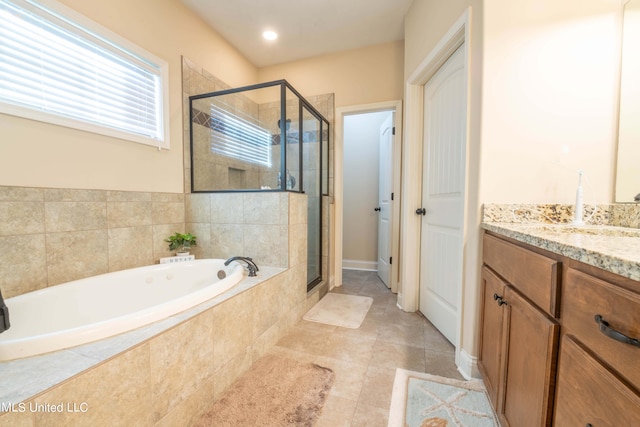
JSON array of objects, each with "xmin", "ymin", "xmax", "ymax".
[
  {"xmin": 388, "ymin": 368, "xmax": 498, "ymax": 427},
  {"xmin": 303, "ymin": 292, "xmax": 373, "ymax": 329},
  {"xmin": 193, "ymin": 354, "xmax": 334, "ymax": 427}
]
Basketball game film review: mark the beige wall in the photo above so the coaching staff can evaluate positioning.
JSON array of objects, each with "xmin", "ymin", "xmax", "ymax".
[
  {"xmin": 616, "ymin": 0, "xmax": 640, "ymax": 202},
  {"xmin": 481, "ymin": 0, "xmax": 621, "ymax": 204},
  {"xmin": 258, "ymin": 41, "xmax": 404, "ymax": 108},
  {"xmin": 0, "ymin": 0, "xmax": 257, "ymax": 193}
]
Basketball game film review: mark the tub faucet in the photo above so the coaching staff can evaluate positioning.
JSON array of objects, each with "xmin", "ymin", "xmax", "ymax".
[
  {"xmin": 0, "ymin": 287, "xmax": 10, "ymax": 334},
  {"xmin": 224, "ymin": 256, "xmax": 259, "ymax": 277}
]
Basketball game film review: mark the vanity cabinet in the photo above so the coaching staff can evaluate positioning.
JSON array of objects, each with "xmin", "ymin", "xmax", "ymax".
[
  {"xmin": 554, "ymin": 267, "xmax": 640, "ymax": 426},
  {"xmin": 479, "ymin": 232, "xmax": 640, "ymax": 426},
  {"xmin": 479, "ymin": 235, "xmax": 560, "ymax": 427}
]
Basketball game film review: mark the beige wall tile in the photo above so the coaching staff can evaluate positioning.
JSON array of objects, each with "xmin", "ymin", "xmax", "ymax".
[
  {"xmin": 151, "ymin": 193, "xmax": 184, "ymax": 203},
  {"xmin": 185, "ymin": 194, "xmax": 210, "ymax": 223},
  {"xmin": 33, "ymin": 343, "xmax": 152, "ymax": 427},
  {"xmin": 289, "ymin": 223, "xmax": 307, "ymax": 267},
  {"xmin": 0, "ymin": 234, "xmax": 47, "ymax": 298},
  {"xmin": 106, "ymin": 191, "xmax": 152, "ymax": 202},
  {"xmin": 152, "ymin": 201, "xmax": 185, "ymax": 225},
  {"xmin": 150, "ymin": 310, "xmax": 215, "ymax": 421},
  {"xmin": 243, "ymin": 224, "xmax": 285, "ymax": 268},
  {"xmin": 185, "ymin": 223, "xmax": 211, "ymax": 259},
  {"xmin": 212, "ymin": 288, "xmax": 257, "ymax": 371},
  {"xmin": 212, "ymin": 350, "xmax": 252, "ymax": 400},
  {"xmin": 0, "ymin": 186, "xmax": 43, "ymax": 202},
  {"xmin": 46, "ymin": 230, "xmax": 108, "ymax": 286},
  {"xmin": 44, "ymin": 202, "xmax": 107, "ymax": 232},
  {"xmin": 0, "ymin": 410, "xmax": 34, "ymax": 426},
  {"xmin": 108, "ymin": 226, "xmax": 153, "ymax": 271},
  {"xmin": 152, "ymin": 223, "xmax": 184, "ymax": 259},
  {"xmin": 43, "ymin": 189, "xmax": 106, "ymax": 202},
  {"xmin": 210, "ymin": 193, "xmax": 243, "ymax": 224},
  {"xmin": 243, "ymin": 192, "xmax": 282, "ymax": 225},
  {"xmin": 210, "ymin": 224, "xmax": 243, "ymax": 259},
  {"xmin": 107, "ymin": 202, "xmax": 152, "ymax": 228},
  {"xmin": 0, "ymin": 201, "xmax": 44, "ymax": 236},
  {"xmin": 290, "ymin": 193, "xmax": 308, "ymax": 225},
  {"xmin": 155, "ymin": 375, "xmax": 215, "ymax": 427}
]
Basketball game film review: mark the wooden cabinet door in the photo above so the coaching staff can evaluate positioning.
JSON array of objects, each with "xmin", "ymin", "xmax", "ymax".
[
  {"xmin": 478, "ymin": 267, "xmax": 507, "ymax": 409},
  {"xmin": 500, "ymin": 287, "xmax": 559, "ymax": 427},
  {"xmin": 554, "ymin": 336, "xmax": 640, "ymax": 426}
]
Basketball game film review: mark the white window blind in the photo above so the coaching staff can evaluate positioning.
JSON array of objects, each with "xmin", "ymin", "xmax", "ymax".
[
  {"xmin": 210, "ymin": 104, "xmax": 272, "ymax": 167},
  {"xmin": 0, "ymin": 0, "xmax": 168, "ymax": 148}
]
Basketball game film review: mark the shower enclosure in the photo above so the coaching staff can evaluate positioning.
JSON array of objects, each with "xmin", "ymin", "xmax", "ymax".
[{"xmin": 189, "ymin": 80, "xmax": 329, "ymax": 290}]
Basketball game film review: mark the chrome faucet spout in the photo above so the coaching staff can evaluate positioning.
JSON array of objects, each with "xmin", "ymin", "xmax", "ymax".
[{"xmin": 224, "ymin": 256, "xmax": 259, "ymax": 277}]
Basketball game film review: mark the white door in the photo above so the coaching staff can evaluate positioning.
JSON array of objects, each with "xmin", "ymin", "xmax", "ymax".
[
  {"xmin": 377, "ymin": 114, "xmax": 393, "ymax": 287},
  {"xmin": 419, "ymin": 44, "xmax": 466, "ymax": 345}
]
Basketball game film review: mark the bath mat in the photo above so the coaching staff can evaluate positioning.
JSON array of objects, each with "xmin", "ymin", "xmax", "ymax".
[
  {"xmin": 303, "ymin": 292, "xmax": 373, "ymax": 329},
  {"xmin": 388, "ymin": 368, "xmax": 499, "ymax": 427},
  {"xmin": 193, "ymin": 354, "xmax": 334, "ymax": 427}
]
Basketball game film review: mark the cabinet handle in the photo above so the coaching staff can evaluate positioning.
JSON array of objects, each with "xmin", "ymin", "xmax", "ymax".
[
  {"xmin": 594, "ymin": 315, "xmax": 640, "ymax": 348},
  {"xmin": 493, "ymin": 293, "xmax": 507, "ymax": 306}
]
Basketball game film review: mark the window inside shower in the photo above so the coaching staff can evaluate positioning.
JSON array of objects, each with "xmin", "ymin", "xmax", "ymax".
[{"xmin": 189, "ymin": 80, "xmax": 329, "ymax": 290}]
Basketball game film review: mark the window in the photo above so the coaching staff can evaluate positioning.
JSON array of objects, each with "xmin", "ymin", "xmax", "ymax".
[{"xmin": 0, "ymin": 0, "xmax": 169, "ymax": 148}]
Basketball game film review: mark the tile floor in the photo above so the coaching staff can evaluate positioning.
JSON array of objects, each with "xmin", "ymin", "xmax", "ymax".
[{"xmin": 266, "ymin": 269, "xmax": 463, "ymax": 427}]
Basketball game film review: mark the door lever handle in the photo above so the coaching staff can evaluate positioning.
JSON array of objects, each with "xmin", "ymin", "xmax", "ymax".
[
  {"xmin": 415, "ymin": 208, "xmax": 426, "ymax": 215},
  {"xmin": 374, "ymin": 207, "xmax": 381, "ymax": 212}
]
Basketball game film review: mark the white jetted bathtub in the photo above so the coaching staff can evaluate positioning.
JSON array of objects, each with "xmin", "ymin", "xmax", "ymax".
[{"xmin": 0, "ymin": 259, "xmax": 244, "ymax": 361}]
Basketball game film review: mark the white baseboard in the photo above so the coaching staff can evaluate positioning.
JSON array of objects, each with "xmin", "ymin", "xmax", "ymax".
[
  {"xmin": 342, "ymin": 259, "xmax": 377, "ymax": 271},
  {"xmin": 456, "ymin": 348, "xmax": 480, "ymax": 380}
]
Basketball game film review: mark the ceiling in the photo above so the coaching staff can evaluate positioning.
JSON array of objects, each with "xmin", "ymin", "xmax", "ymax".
[{"xmin": 180, "ymin": 0, "xmax": 414, "ymax": 67}]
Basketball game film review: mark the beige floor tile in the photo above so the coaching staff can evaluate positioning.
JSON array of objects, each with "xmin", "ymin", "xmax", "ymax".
[
  {"xmin": 425, "ymin": 349, "xmax": 465, "ymax": 380},
  {"xmin": 315, "ymin": 394, "xmax": 358, "ymax": 427},
  {"xmin": 351, "ymin": 402, "xmax": 390, "ymax": 427},
  {"xmin": 377, "ymin": 322, "xmax": 426, "ymax": 348},
  {"xmin": 357, "ymin": 365, "xmax": 397, "ymax": 410},
  {"xmin": 370, "ymin": 340, "xmax": 426, "ymax": 372},
  {"xmin": 321, "ymin": 334, "xmax": 376, "ymax": 366},
  {"xmin": 275, "ymin": 325, "xmax": 330, "ymax": 355},
  {"xmin": 312, "ymin": 356, "xmax": 368, "ymax": 401}
]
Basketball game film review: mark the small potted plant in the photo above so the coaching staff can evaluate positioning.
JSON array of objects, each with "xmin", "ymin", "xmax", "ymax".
[{"xmin": 165, "ymin": 232, "xmax": 197, "ymax": 255}]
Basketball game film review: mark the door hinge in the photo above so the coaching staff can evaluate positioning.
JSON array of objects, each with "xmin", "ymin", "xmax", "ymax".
[
  {"xmin": 392, "ymin": 127, "xmax": 396, "ymax": 135},
  {"xmin": 389, "ymin": 257, "xmax": 392, "ymax": 265},
  {"xmin": 391, "ymin": 192, "xmax": 394, "ymax": 201}
]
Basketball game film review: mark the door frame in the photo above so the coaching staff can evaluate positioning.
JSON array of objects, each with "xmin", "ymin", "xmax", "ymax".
[
  {"xmin": 334, "ymin": 100, "xmax": 403, "ymax": 293},
  {"xmin": 399, "ymin": 8, "xmax": 471, "ymax": 366}
]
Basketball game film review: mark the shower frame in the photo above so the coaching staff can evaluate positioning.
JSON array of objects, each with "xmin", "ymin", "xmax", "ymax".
[{"xmin": 188, "ymin": 79, "xmax": 329, "ymax": 291}]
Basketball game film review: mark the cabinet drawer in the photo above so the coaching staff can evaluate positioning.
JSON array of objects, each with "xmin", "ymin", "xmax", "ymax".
[
  {"xmin": 562, "ymin": 268, "xmax": 640, "ymax": 388},
  {"xmin": 483, "ymin": 234, "xmax": 560, "ymax": 316},
  {"xmin": 554, "ymin": 336, "xmax": 640, "ymax": 426}
]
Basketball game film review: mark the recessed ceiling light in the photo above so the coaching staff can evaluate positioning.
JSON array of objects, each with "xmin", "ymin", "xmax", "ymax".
[{"xmin": 262, "ymin": 30, "xmax": 278, "ymax": 41}]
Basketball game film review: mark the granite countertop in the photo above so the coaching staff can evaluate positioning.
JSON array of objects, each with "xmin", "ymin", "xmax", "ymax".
[{"xmin": 482, "ymin": 222, "xmax": 640, "ymax": 282}]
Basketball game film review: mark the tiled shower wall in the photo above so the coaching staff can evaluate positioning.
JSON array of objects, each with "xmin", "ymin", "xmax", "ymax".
[{"xmin": 0, "ymin": 186, "xmax": 185, "ymax": 299}]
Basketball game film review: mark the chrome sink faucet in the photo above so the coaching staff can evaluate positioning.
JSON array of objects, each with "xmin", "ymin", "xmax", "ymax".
[
  {"xmin": 224, "ymin": 256, "xmax": 259, "ymax": 277},
  {"xmin": 0, "ymin": 287, "xmax": 10, "ymax": 334}
]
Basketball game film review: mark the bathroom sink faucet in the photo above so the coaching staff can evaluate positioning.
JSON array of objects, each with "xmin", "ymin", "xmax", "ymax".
[
  {"xmin": 0, "ymin": 287, "xmax": 10, "ymax": 334},
  {"xmin": 224, "ymin": 256, "xmax": 259, "ymax": 277}
]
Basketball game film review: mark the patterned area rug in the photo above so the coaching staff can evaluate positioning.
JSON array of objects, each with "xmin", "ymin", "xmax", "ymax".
[
  {"xmin": 303, "ymin": 293, "xmax": 373, "ymax": 329},
  {"xmin": 388, "ymin": 369, "xmax": 499, "ymax": 427},
  {"xmin": 194, "ymin": 354, "xmax": 334, "ymax": 427}
]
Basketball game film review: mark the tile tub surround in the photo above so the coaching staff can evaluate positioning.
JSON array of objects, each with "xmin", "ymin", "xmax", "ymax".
[
  {"xmin": 0, "ymin": 266, "xmax": 312, "ymax": 426},
  {"xmin": 0, "ymin": 187, "xmax": 185, "ymax": 299},
  {"xmin": 0, "ymin": 186, "xmax": 309, "ymax": 299},
  {"xmin": 482, "ymin": 204, "xmax": 640, "ymax": 281},
  {"xmin": 0, "ymin": 192, "xmax": 313, "ymax": 425}
]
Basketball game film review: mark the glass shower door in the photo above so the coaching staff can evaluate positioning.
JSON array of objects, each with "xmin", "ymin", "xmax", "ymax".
[{"xmin": 302, "ymin": 106, "xmax": 321, "ymax": 288}]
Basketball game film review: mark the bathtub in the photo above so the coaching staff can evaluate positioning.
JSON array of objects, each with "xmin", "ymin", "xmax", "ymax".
[{"xmin": 0, "ymin": 259, "xmax": 244, "ymax": 362}]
